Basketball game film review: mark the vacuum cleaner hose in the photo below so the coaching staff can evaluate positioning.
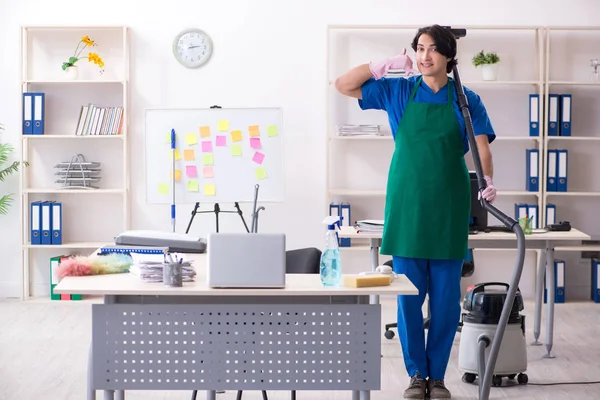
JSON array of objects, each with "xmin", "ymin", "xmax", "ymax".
[{"xmin": 451, "ymin": 57, "xmax": 527, "ymax": 400}]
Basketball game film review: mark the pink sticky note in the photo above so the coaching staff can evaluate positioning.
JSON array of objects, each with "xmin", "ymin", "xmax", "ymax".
[
  {"xmin": 203, "ymin": 166, "xmax": 214, "ymax": 178},
  {"xmin": 186, "ymin": 165, "xmax": 198, "ymax": 178},
  {"xmin": 250, "ymin": 137, "xmax": 261, "ymax": 149},
  {"xmin": 216, "ymin": 135, "xmax": 227, "ymax": 147},
  {"xmin": 252, "ymin": 151, "xmax": 265, "ymax": 165},
  {"xmin": 202, "ymin": 140, "xmax": 213, "ymax": 152}
]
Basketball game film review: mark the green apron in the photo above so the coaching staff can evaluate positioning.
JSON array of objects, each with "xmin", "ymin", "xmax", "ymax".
[{"xmin": 380, "ymin": 76, "xmax": 470, "ymax": 260}]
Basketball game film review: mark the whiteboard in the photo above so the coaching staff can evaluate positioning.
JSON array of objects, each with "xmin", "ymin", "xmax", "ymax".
[{"xmin": 145, "ymin": 108, "xmax": 284, "ymax": 204}]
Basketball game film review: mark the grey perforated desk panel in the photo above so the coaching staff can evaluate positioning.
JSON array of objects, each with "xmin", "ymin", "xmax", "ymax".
[{"xmin": 54, "ymin": 252, "xmax": 417, "ymax": 400}]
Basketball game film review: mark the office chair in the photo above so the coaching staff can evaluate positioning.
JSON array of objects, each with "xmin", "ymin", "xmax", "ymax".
[
  {"xmin": 191, "ymin": 247, "xmax": 322, "ymax": 400},
  {"xmin": 383, "ymin": 249, "xmax": 475, "ymax": 339}
]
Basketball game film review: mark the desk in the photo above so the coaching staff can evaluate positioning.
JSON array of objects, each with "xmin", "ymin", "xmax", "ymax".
[
  {"xmin": 54, "ymin": 252, "xmax": 418, "ymax": 400},
  {"xmin": 338, "ymin": 227, "xmax": 591, "ymax": 359}
]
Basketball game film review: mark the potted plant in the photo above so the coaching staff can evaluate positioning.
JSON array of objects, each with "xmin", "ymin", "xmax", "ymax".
[
  {"xmin": 61, "ymin": 35, "xmax": 105, "ymax": 80},
  {"xmin": 0, "ymin": 123, "xmax": 27, "ymax": 215},
  {"xmin": 472, "ymin": 50, "xmax": 500, "ymax": 81}
]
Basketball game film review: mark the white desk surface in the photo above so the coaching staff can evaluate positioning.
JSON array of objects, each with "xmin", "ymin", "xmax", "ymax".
[
  {"xmin": 54, "ymin": 252, "xmax": 418, "ymax": 297},
  {"xmin": 339, "ymin": 226, "xmax": 591, "ymax": 242}
]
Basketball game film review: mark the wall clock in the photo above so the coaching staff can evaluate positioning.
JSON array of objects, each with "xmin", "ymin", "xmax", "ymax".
[{"xmin": 172, "ymin": 28, "xmax": 213, "ymax": 68}]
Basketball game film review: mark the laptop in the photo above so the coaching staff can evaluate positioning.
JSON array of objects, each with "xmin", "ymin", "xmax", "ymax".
[{"xmin": 207, "ymin": 232, "xmax": 286, "ymax": 288}]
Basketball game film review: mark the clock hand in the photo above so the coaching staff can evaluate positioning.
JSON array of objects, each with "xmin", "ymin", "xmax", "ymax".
[{"xmin": 188, "ymin": 45, "xmax": 203, "ymax": 49}]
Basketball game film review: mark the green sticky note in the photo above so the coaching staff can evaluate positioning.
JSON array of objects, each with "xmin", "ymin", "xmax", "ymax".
[
  {"xmin": 267, "ymin": 125, "xmax": 278, "ymax": 137},
  {"xmin": 158, "ymin": 184, "xmax": 169, "ymax": 194},
  {"xmin": 202, "ymin": 153, "xmax": 214, "ymax": 165},
  {"xmin": 187, "ymin": 180, "xmax": 199, "ymax": 192},
  {"xmin": 230, "ymin": 144, "xmax": 242, "ymax": 156},
  {"xmin": 255, "ymin": 167, "xmax": 267, "ymax": 180}
]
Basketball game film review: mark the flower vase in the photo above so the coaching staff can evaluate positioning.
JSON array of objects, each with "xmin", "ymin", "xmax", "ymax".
[
  {"xmin": 65, "ymin": 66, "xmax": 79, "ymax": 80},
  {"xmin": 482, "ymin": 64, "xmax": 498, "ymax": 81}
]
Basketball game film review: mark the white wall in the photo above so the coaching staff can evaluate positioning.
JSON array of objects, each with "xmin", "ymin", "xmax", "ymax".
[{"xmin": 1, "ymin": 0, "xmax": 599, "ymax": 299}]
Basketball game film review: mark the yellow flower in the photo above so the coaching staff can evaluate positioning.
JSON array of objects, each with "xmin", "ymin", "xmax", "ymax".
[{"xmin": 82, "ymin": 35, "xmax": 95, "ymax": 46}]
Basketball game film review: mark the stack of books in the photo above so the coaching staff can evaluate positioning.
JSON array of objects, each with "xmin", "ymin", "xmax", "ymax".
[
  {"xmin": 355, "ymin": 219, "xmax": 384, "ymax": 233},
  {"xmin": 335, "ymin": 124, "xmax": 383, "ymax": 137},
  {"xmin": 75, "ymin": 103, "xmax": 124, "ymax": 135}
]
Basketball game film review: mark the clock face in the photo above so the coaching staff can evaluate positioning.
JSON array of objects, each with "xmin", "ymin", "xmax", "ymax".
[{"xmin": 173, "ymin": 28, "xmax": 213, "ymax": 68}]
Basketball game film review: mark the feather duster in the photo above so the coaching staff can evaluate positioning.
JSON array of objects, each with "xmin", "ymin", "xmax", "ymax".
[{"xmin": 57, "ymin": 253, "xmax": 132, "ymax": 281}]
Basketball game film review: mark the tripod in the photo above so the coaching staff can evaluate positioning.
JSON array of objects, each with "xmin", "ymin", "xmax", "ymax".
[{"xmin": 185, "ymin": 202, "xmax": 250, "ymax": 234}]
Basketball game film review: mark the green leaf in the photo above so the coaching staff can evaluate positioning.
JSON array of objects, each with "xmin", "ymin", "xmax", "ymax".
[
  {"xmin": 0, "ymin": 194, "xmax": 13, "ymax": 215},
  {"xmin": 0, "ymin": 142, "xmax": 13, "ymax": 166},
  {"xmin": 472, "ymin": 50, "xmax": 500, "ymax": 67},
  {"xmin": 0, "ymin": 160, "xmax": 20, "ymax": 182},
  {"xmin": 69, "ymin": 56, "xmax": 78, "ymax": 64}
]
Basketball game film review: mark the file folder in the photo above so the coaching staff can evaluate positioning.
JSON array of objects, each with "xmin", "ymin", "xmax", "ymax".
[
  {"xmin": 33, "ymin": 92, "xmax": 45, "ymax": 135},
  {"xmin": 526, "ymin": 149, "xmax": 539, "ymax": 191},
  {"xmin": 514, "ymin": 203, "xmax": 528, "ymax": 220},
  {"xmin": 527, "ymin": 204, "xmax": 538, "ymax": 229},
  {"xmin": 547, "ymin": 149, "xmax": 557, "ymax": 192},
  {"xmin": 592, "ymin": 259, "xmax": 600, "ymax": 303},
  {"xmin": 30, "ymin": 201, "xmax": 42, "ymax": 245},
  {"xmin": 41, "ymin": 201, "xmax": 53, "ymax": 245},
  {"xmin": 544, "ymin": 259, "xmax": 566, "ymax": 303},
  {"xmin": 557, "ymin": 149, "xmax": 568, "ymax": 192},
  {"xmin": 560, "ymin": 94, "xmax": 571, "ymax": 136},
  {"xmin": 340, "ymin": 202, "xmax": 351, "ymax": 247},
  {"xmin": 51, "ymin": 201, "xmax": 62, "ymax": 245},
  {"xmin": 548, "ymin": 94, "xmax": 559, "ymax": 136},
  {"xmin": 529, "ymin": 94, "xmax": 539, "ymax": 136},
  {"xmin": 545, "ymin": 203, "xmax": 556, "ymax": 227},
  {"xmin": 22, "ymin": 93, "xmax": 33, "ymax": 134}
]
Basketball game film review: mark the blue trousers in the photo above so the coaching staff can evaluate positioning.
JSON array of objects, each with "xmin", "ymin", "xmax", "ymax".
[{"xmin": 392, "ymin": 256, "xmax": 463, "ymax": 380}]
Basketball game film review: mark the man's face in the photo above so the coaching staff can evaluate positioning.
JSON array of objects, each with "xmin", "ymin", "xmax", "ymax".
[{"xmin": 415, "ymin": 33, "xmax": 450, "ymax": 77}]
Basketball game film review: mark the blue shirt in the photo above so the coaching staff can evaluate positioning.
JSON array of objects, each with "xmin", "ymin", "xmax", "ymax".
[{"xmin": 358, "ymin": 75, "xmax": 496, "ymax": 154}]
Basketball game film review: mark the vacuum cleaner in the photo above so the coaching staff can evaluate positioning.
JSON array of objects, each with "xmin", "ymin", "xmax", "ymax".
[{"xmin": 446, "ymin": 27, "xmax": 527, "ymax": 400}]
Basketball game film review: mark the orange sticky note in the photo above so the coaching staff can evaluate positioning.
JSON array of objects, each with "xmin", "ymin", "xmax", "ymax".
[
  {"xmin": 249, "ymin": 125, "xmax": 260, "ymax": 137},
  {"xmin": 184, "ymin": 149, "xmax": 195, "ymax": 161},
  {"xmin": 169, "ymin": 169, "xmax": 182, "ymax": 181},
  {"xmin": 231, "ymin": 130, "xmax": 242, "ymax": 142},
  {"xmin": 200, "ymin": 126, "xmax": 211, "ymax": 138}
]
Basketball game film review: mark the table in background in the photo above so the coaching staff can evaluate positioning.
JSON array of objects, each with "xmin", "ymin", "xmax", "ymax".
[
  {"xmin": 338, "ymin": 227, "xmax": 591, "ymax": 359},
  {"xmin": 54, "ymin": 252, "xmax": 418, "ymax": 400}
]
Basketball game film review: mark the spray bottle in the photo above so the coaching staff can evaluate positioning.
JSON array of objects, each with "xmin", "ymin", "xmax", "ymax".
[{"xmin": 320, "ymin": 216, "xmax": 342, "ymax": 286}]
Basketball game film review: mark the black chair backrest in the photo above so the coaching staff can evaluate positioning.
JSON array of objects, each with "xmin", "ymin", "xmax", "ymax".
[{"xmin": 286, "ymin": 247, "xmax": 321, "ymax": 274}]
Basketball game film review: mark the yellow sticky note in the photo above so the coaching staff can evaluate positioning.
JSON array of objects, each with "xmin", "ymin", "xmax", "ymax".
[
  {"xmin": 267, "ymin": 125, "xmax": 278, "ymax": 137},
  {"xmin": 230, "ymin": 144, "xmax": 242, "ymax": 156},
  {"xmin": 231, "ymin": 130, "xmax": 242, "ymax": 142},
  {"xmin": 202, "ymin": 153, "xmax": 214, "ymax": 165},
  {"xmin": 185, "ymin": 133, "xmax": 198, "ymax": 146},
  {"xmin": 255, "ymin": 167, "xmax": 267, "ymax": 180},
  {"xmin": 200, "ymin": 126, "xmax": 211, "ymax": 138},
  {"xmin": 169, "ymin": 169, "xmax": 182, "ymax": 181},
  {"xmin": 218, "ymin": 120, "xmax": 229, "ymax": 131},
  {"xmin": 169, "ymin": 149, "xmax": 181, "ymax": 161},
  {"xmin": 249, "ymin": 125, "xmax": 260, "ymax": 137},
  {"xmin": 187, "ymin": 180, "xmax": 199, "ymax": 192},
  {"xmin": 158, "ymin": 184, "xmax": 169, "ymax": 194},
  {"xmin": 184, "ymin": 149, "xmax": 195, "ymax": 161},
  {"xmin": 204, "ymin": 183, "xmax": 216, "ymax": 196},
  {"xmin": 165, "ymin": 132, "xmax": 177, "ymax": 143}
]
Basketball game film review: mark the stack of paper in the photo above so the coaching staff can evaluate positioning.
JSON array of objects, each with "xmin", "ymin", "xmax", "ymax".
[
  {"xmin": 356, "ymin": 219, "xmax": 384, "ymax": 233},
  {"xmin": 128, "ymin": 253, "xmax": 196, "ymax": 283},
  {"xmin": 335, "ymin": 124, "xmax": 383, "ymax": 137}
]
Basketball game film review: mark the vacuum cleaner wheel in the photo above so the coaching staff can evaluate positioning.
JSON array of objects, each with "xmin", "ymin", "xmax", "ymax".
[{"xmin": 462, "ymin": 372, "xmax": 528, "ymax": 386}]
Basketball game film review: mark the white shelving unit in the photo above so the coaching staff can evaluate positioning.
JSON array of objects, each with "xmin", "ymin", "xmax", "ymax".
[
  {"xmin": 19, "ymin": 25, "xmax": 130, "ymax": 299},
  {"xmin": 326, "ymin": 25, "xmax": 545, "ymax": 248}
]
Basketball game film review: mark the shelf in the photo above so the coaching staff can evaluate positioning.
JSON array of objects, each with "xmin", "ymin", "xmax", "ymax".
[
  {"xmin": 495, "ymin": 136, "xmax": 541, "ymax": 141},
  {"xmin": 545, "ymin": 192, "xmax": 600, "ymax": 197},
  {"xmin": 23, "ymin": 80, "xmax": 126, "ymax": 84},
  {"xmin": 23, "ymin": 188, "xmax": 126, "ymax": 194},
  {"xmin": 22, "ymin": 134, "xmax": 124, "ymax": 140},
  {"xmin": 546, "ymin": 136, "xmax": 600, "ymax": 141},
  {"xmin": 24, "ymin": 242, "xmax": 111, "ymax": 249},
  {"xmin": 329, "ymin": 135, "xmax": 541, "ymax": 142},
  {"xmin": 497, "ymin": 190, "xmax": 540, "ymax": 196},
  {"xmin": 329, "ymin": 189, "xmax": 538, "ymax": 197},
  {"xmin": 554, "ymin": 245, "xmax": 600, "ymax": 252},
  {"xmin": 547, "ymin": 81, "xmax": 600, "ymax": 86},
  {"xmin": 461, "ymin": 80, "xmax": 542, "ymax": 86}
]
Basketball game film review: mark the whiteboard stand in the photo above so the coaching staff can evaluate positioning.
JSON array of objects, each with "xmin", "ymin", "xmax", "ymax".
[{"xmin": 184, "ymin": 201, "xmax": 250, "ymax": 234}]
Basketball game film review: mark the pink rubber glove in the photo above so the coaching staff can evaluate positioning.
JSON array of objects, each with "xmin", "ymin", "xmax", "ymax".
[
  {"xmin": 478, "ymin": 175, "xmax": 497, "ymax": 204},
  {"xmin": 369, "ymin": 48, "xmax": 418, "ymax": 80}
]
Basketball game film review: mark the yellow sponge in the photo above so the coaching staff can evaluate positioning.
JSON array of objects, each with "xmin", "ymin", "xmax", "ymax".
[{"xmin": 343, "ymin": 274, "xmax": 392, "ymax": 288}]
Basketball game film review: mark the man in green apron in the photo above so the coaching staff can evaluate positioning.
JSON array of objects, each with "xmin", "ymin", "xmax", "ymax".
[{"xmin": 335, "ymin": 25, "xmax": 497, "ymax": 400}]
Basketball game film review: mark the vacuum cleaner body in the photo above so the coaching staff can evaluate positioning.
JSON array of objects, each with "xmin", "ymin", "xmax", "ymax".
[{"xmin": 458, "ymin": 283, "xmax": 529, "ymax": 386}]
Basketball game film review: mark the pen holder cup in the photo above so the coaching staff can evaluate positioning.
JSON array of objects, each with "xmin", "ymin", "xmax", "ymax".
[
  {"xmin": 163, "ymin": 262, "xmax": 183, "ymax": 287},
  {"xmin": 519, "ymin": 217, "xmax": 533, "ymax": 235}
]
